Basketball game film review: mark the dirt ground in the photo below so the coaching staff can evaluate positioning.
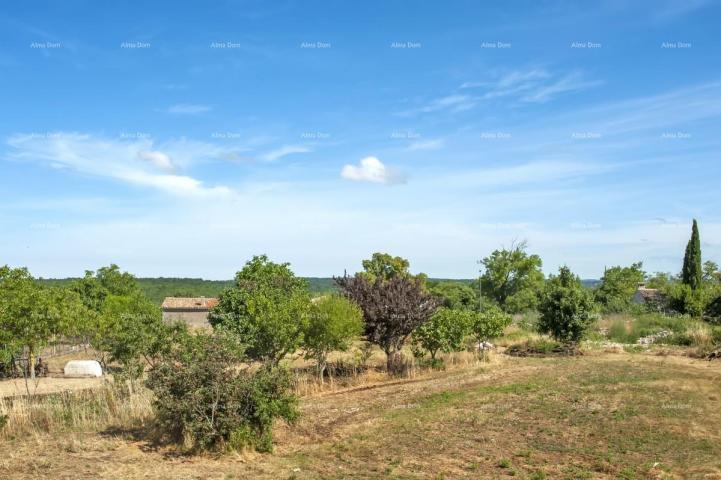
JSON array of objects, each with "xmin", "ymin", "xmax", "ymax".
[{"xmin": 2, "ymin": 351, "xmax": 721, "ymax": 479}]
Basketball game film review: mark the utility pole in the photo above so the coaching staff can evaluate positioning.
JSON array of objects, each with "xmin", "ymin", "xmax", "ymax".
[{"xmin": 476, "ymin": 259, "xmax": 483, "ymax": 312}]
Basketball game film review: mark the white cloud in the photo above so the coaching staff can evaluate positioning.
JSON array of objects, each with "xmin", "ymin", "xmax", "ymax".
[
  {"xmin": 341, "ymin": 156, "xmax": 405, "ymax": 184},
  {"xmin": 7, "ymin": 132, "xmax": 232, "ymax": 197},
  {"xmin": 138, "ymin": 150, "xmax": 174, "ymax": 171},
  {"xmin": 261, "ymin": 145, "xmax": 311, "ymax": 162},
  {"xmin": 167, "ymin": 103, "xmax": 212, "ymax": 114}
]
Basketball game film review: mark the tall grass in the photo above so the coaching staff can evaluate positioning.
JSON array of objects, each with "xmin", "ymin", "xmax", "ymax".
[
  {"xmin": 0, "ymin": 384, "xmax": 153, "ymax": 439},
  {"xmin": 601, "ymin": 313, "xmax": 720, "ymax": 349}
]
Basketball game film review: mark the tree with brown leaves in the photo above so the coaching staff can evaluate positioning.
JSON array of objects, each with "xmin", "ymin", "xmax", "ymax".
[{"xmin": 335, "ymin": 273, "xmax": 440, "ymax": 374}]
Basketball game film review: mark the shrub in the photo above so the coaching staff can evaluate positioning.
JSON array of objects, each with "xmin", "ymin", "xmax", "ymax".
[
  {"xmin": 146, "ymin": 331, "xmax": 298, "ymax": 452},
  {"xmin": 537, "ymin": 266, "xmax": 596, "ymax": 343},
  {"xmin": 412, "ymin": 307, "xmax": 472, "ymax": 360},
  {"xmin": 303, "ymin": 294, "xmax": 364, "ymax": 378},
  {"xmin": 471, "ymin": 304, "xmax": 512, "ymax": 344}
]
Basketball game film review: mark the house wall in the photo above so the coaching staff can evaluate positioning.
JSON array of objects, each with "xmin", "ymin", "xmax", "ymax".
[{"xmin": 162, "ymin": 310, "xmax": 211, "ymax": 329}]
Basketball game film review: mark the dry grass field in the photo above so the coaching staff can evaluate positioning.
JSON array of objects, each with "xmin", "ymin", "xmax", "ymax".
[{"xmin": 2, "ymin": 349, "xmax": 721, "ymax": 479}]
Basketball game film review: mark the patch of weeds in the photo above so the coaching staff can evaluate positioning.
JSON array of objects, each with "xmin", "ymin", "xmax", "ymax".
[
  {"xmin": 498, "ymin": 458, "xmax": 512, "ymax": 468},
  {"xmin": 529, "ymin": 471, "xmax": 547, "ymax": 480},
  {"xmin": 619, "ymin": 467, "xmax": 638, "ymax": 479}
]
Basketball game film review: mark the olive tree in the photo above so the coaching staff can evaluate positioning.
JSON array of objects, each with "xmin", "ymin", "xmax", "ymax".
[
  {"xmin": 209, "ymin": 255, "xmax": 310, "ymax": 365},
  {"xmin": 303, "ymin": 295, "xmax": 363, "ymax": 379}
]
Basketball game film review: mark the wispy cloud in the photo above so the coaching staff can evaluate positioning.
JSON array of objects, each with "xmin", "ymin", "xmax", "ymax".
[
  {"xmin": 408, "ymin": 138, "xmax": 445, "ymax": 151},
  {"xmin": 520, "ymin": 72, "xmax": 603, "ymax": 103},
  {"xmin": 402, "ymin": 68, "xmax": 600, "ymax": 116},
  {"xmin": 138, "ymin": 150, "xmax": 174, "ymax": 171},
  {"xmin": 397, "ymin": 95, "xmax": 477, "ymax": 116},
  {"xmin": 166, "ymin": 103, "xmax": 212, "ymax": 114},
  {"xmin": 441, "ymin": 160, "xmax": 613, "ymax": 189},
  {"xmin": 341, "ymin": 156, "xmax": 406, "ymax": 185},
  {"xmin": 7, "ymin": 133, "xmax": 232, "ymax": 197},
  {"xmin": 461, "ymin": 68, "xmax": 602, "ymax": 104},
  {"xmin": 260, "ymin": 144, "xmax": 311, "ymax": 162}
]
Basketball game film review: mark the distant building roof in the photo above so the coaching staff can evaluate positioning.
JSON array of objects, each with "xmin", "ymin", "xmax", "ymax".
[
  {"xmin": 161, "ymin": 297, "xmax": 219, "ymax": 311},
  {"xmin": 633, "ymin": 286, "xmax": 665, "ymax": 304}
]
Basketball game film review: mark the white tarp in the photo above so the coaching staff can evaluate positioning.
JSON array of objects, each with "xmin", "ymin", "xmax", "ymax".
[{"xmin": 64, "ymin": 360, "xmax": 103, "ymax": 378}]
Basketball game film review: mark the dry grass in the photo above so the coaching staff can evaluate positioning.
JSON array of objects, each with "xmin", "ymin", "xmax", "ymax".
[
  {"xmin": 2, "ymin": 351, "xmax": 721, "ymax": 479},
  {"xmin": 0, "ymin": 384, "xmax": 153, "ymax": 440}
]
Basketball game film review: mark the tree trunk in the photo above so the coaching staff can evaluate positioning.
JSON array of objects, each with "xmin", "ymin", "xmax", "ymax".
[
  {"xmin": 28, "ymin": 346, "xmax": 35, "ymax": 380},
  {"xmin": 386, "ymin": 350, "xmax": 405, "ymax": 376}
]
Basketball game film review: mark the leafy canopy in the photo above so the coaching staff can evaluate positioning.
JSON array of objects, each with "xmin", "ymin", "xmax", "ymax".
[
  {"xmin": 480, "ymin": 242, "xmax": 544, "ymax": 313},
  {"xmin": 209, "ymin": 255, "xmax": 311, "ymax": 364},
  {"xmin": 428, "ymin": 281, "xmax": 477, "ymax": 310},
  {"xmin": 336, "ymin": 257, "xmax": 440, "ymax": 373},
  {"xmin": 596, "ymin": 262, "xmax": 646, "ymax": 312}
]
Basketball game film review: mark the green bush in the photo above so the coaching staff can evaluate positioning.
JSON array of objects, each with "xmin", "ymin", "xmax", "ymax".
[
  {"xmin": 537, "ymin": 267, "xmax": 596, "ymax": 343},
  {"xmin": 412, "ymin": 307, "xmax": 472, "ymax": 360},
  {"xmin": 471, "ymin": 304, "xmax": 512, "ymax": 344},
  {"xmin": 303, "ymin": 294, "xmax": 363, "ymax": 378},
  {"xmin": 146, "ymin": 331, "xmax": 298, "ymax": 452}
]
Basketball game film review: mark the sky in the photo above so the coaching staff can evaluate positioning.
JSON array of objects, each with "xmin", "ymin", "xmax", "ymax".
[{"xmin": 1, "ymin": 0, "xmax": 720, "ymax": 280}]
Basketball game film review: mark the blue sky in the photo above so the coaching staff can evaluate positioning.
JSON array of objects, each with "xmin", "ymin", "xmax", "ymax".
[{"xmin": 1, "ymin": 0, "xmax": 720, "ymax": 279}]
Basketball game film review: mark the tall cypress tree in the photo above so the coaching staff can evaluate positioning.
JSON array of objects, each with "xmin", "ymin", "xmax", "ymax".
[{"xmin": 682, "ymin": 219, "xmax": 702, "ymax": 290}]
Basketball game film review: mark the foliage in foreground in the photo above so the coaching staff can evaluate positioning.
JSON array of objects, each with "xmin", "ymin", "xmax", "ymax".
[
  {"xmin": 146, "ymin": 331, "xmax": 298, "ymax": 453},
  {"xmin": 537, "ymin": 266, "xmax": 596, "ymax": 343}
]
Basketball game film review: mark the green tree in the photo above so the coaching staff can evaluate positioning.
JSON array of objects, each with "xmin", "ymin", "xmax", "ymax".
[
  {"xmin": 480, "ymin": 242, "xmax": 544, "ymax": 313},
  {"xmin": 303, "ymin": 295, "xmax": 364, "ymax": 379},
  {"xmin": 360, "ymin": 252, "xmax": 411, "ymax": 282},
  {"xmin": 538, "ymin": 266, "xmax": 595, "ymax": 343},
  {"xmin": 428, "ymin": 281, "xmax": 477, "ymax": 310},
  {"xmin": 682, "ymin": 219, "xmax": 702, "ymax": 291},
  {"xmin": 703, "ymin": 261, "xmax": 720, "ymax": 284},
  {"xmin": 596, "ymin": 262, "xmax": 646, "ymax": 312},
  {"xmin": 412, "ymin": 308, "xmax": 472, "ymax": 360},
  {"xmin": 537, "ymin": 266, "xmax": 596, "ymax": 344},
  {"xmin": 470, "ymin": 304, "xmax": 512, "ymax": 345},
  {"xmin": 209, "ymin": 255, "xmax": 311, "ymax": 365},
  {"xmin": 0, "ymin": 266, "xmax": 85, "ymax": 379},
  {"xmin": 93, "ymin": 293, "xmax": 177, "ymax": 378}
]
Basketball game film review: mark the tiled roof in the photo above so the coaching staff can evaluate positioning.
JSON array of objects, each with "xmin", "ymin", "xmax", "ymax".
[{"xmin": 161, "ymin": 297, "xmax": 219, "ymax": 310}]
